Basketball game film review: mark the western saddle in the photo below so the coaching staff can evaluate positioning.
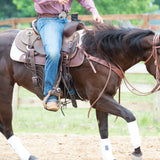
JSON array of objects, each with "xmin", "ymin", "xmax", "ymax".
[
  {"xmin": 15, "ymin": 20, "xmax": 85, "ymax": 66},
  {"xmin": 14, "ymin": 20, "xmax": 86, "ymax": 107}
]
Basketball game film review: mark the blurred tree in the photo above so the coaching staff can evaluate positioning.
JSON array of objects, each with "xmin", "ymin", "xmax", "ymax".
[
  {"xmin": 85, "ymin": 0, "xmax": 158, "ymax": 15},
  {"xmin": 153, "ymin": 0, "xmax": 160, "ymax": 8},
  {"xmin": 11, "ymin": 0, "xmax": 159, "ymax": 18},
  {"xmin": 13, "ymin": 0, "xmax": 36, "ymax": 17},
  {"xmin": 0, "ymin": 0, "xmax": 18, "ymax": 19}
]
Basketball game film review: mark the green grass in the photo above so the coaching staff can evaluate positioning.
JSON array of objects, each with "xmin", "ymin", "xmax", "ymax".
[
  {"xmin": 109, "ymin": 111, "xmax": 160, "ymax": 137},
  {"xmin": 114, "ymin": 73, "xmax": 155, "ymax": 103},
  {"xmin": 13, "ymin": 73, "xmax": 160, "ymax": 136},
  {"xmin": 19, "ymin": 87, "xmax": 36, "ymax": 98},
  {"xmin": 125, "ymin": 73, "xmax": 155, "ymax": 84},
  {"xmin": 115, "ymin": 92, "xmax": 153, "ymax": 103},
  {"xmin": 13, "ymin": 107, "xmax": 99, "ymax": 135},
  {"xmin": 13, "ymin": 107, "xmax": 160, "ymax": 137}
]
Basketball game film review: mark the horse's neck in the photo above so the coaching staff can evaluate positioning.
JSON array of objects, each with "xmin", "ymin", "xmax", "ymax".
[{"xmin": 114, "ymin": 54, "xmax": 142, "ymax": 72}]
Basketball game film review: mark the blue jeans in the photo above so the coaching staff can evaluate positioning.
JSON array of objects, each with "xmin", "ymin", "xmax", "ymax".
[{"xmin": 37, "ymin": 17, "xmax": 69, "ymax": 102}]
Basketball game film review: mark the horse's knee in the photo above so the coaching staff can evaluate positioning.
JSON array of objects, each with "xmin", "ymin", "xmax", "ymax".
[{"xmin": 123, "ymin": 109, "xmax": 136, "ymax": 123}]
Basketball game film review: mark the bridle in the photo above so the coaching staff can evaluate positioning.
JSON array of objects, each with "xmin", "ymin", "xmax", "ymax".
[
  {"xmin": 145, "ymin": 34, "xmax": 160, "ymax": 82},
  {"xmin": 123, "ymin": 34, "xmax": 160, "ymax": 96}
]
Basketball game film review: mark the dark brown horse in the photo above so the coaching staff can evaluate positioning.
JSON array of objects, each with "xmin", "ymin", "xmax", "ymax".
[{"xmin": 0, "ymin": 23, "xmax": 159, "ymax": 160}]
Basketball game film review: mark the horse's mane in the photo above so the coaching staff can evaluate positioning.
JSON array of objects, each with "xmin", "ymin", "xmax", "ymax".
[{"xmin": 82, "ymin": 23, "xmax": 155, "ymax": 59}]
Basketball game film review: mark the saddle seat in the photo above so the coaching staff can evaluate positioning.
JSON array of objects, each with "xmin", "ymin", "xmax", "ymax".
[{"xmin": 12, "ymin": 21, "xmax": 85, "ymax": 66}]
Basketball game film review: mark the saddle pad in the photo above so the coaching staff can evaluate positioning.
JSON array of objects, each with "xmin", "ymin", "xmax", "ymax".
[{"xmin": 10, "ymin": 38, "xmax": 46, "ymax": 65}]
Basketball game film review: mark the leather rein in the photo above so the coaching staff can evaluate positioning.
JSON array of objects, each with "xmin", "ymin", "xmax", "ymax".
[
  {"xmin": 123, "ymin": 34, "xmax": 160, "ymax": 96},
  {"xmin": 77, "ymin": 34, "xmax": 160, "ymax": 117}
]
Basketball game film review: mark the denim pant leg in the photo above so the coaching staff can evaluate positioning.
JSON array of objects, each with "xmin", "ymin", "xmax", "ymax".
[{"xmin": 37, "ymin": 17, "xmax": 69, "ymax": 102}]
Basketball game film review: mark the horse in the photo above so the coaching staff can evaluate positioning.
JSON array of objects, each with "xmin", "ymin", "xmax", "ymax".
[{"xmin": 0, "ymin": 23, "xmax": 159, "ymax": 160}]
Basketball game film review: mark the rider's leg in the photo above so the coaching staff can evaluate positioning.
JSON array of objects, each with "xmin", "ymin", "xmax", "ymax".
[{"xmin": 37, "ymin": 17, "xmax": 69, "ymax": 110}]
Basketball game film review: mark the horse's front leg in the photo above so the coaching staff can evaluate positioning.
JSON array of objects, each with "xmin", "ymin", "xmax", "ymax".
[
  {"xmin": 95, "ymin": 94, "xmax": 142, "ymax": 160},
  {"xmin": 0, "ymin": 81, "xmax": 38, "ymax": 160},
  {"xmin": 96, "ymin": 110, "xmax": 116, "ymax": 160}
]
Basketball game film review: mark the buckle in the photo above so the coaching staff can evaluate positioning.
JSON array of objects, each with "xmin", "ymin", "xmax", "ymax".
[
  {"xmin": 59, "ymin": 11, "xmax": 67, "ymax": 19},
  {"xmin": 51, "ymin": 87, "xmax": 63, "ymax": 97}
]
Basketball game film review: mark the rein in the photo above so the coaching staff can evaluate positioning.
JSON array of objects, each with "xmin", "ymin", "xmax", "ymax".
[
  {"xmin": 88, "ymin": 63, "xmax": 112, "ymax": 118},
  {"xmin": 122, "ymin": 34, "xmax": 160, "ymax": 96}
]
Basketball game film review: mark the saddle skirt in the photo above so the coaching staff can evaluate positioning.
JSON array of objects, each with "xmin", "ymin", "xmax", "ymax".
[{"xmin": 10, "ymin": 21, "xmax": 86, "ymax": 67}]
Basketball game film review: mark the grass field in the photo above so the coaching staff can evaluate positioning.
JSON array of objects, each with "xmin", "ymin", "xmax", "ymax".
[
  {"xmin": 12, "ymin": 70, "xmax": 160, "ymax": 137},
  {"xmin": 13, "ymin": 107, "xmax": 160, "ymax": 136}
]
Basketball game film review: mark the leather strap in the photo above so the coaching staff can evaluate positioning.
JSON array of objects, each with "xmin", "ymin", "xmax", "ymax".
[
  {"xmin": 88, "ymin": 63, "xmax": 112, "ymax": 118},
  {"xmin": 38, "ymin": 12, "xmax": 68, "ymax": 18},
  {"xmin": 30, "ymin": 49, "xmax": 44, "ymax": 99},
  {"xmin": 80, "ymin": 47, "xmax": 124, "ymax": 79},
  {"xmin": 38, "ymin": 13, "xmax": 57, "ymax": 18}
]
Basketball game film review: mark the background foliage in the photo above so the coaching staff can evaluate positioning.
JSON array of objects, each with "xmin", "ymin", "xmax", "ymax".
[
  {"xmin": 0, "ymin": 0, "xmax": 159, "ymax": 20},
  {"xmin": 0, "ymin": 0, "xmax": 19, "ymax": 19}
]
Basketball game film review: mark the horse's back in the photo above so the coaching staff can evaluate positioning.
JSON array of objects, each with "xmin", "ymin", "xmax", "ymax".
[
  {"xmin": 0, "ymin": 29, "xmax": 19, "ymax": 58},
  {"xmin": 0, "ymin": 29, "xmax": 20, "ymax": 76},
  {"xmin": 0, "ymin": 29, "xmax": 19, "ymax": 46},
  {"xmin": 0, "ymin": 29, "xmax": 20, "ymax": 35}
]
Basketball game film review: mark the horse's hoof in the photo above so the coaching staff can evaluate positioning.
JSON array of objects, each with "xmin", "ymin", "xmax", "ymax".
[
  {"xmin": 29, "ymin": 155, "xmax": 38, "ymax": 160},
  {"xmin": 131, "ymin": 152, "xmax": 142, "ymax": 160}
]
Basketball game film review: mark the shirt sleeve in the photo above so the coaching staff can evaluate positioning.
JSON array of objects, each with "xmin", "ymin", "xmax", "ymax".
[
  {"xmin": 32, "ymin": 0, "xmax": 58, "ymax": 4},
  {"xmin": 76, "ymin": 0, "xmax": 99, "ymax": 15}
]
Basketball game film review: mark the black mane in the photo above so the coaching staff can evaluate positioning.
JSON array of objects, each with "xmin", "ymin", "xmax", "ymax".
[{"xmin": 82, "ymin": 23, "xmax": 155, "ymax": 59}]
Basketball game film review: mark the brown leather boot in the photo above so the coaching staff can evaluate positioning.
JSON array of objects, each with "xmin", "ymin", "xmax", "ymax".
[
  {"xmin": 43, "ymin": 100, "xmax": 60, "ymax": 111},
  {"xmin": 43, "ymin": 90, "xmax": 60, "ymax": 111},
  {"xmin": 46, "ymin": 101, "xmax": 59, "ymax": 111}
]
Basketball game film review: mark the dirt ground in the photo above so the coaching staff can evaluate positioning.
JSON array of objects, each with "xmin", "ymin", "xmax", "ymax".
[{"xmin": 0, "ymin": 134, "xmax": 160, "ymax": 160}]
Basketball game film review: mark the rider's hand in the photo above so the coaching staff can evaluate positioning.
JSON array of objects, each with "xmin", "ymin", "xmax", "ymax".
[
  {"xmin": 58, "ymin": 0, "xmax": 69, "ymax": 5},
  {"xmin": 93, "ymin": 14, "xmax": 103, "ymax": 23}
]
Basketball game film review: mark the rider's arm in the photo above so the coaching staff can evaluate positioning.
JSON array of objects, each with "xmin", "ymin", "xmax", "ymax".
[
  {"xmin": 76, "ymin": 0, "xmax": 99, "ymax": 15},
  {"xmin": 76, "ymin": 0, "xmax": 103, "ymax": 23}
]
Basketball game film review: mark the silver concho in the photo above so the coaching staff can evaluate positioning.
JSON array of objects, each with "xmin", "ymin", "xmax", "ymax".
[{"xmin": 59, "ymin": 11, "xmax": 67, "ymax": 19}]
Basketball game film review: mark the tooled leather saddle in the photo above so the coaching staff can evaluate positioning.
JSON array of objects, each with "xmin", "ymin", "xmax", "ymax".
[
  {"xmin": 14, "ymin": 21, "xmax": 85, "ymax": 66},
  {"xmin": 12, "ymin": 21, "xmax": 86, "ymax": 106}
]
